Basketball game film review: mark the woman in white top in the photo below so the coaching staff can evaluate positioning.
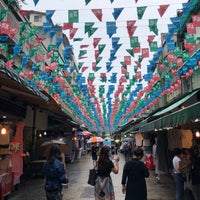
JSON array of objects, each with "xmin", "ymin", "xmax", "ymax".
[{"xmin": 172, "ymin": 148, "xmax": 185, "ymax": 200}]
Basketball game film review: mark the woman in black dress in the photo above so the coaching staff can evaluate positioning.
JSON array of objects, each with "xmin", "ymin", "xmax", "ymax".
[{"xmin": 121, "ymin": 148, "xmax": 149, "ymax": 200}]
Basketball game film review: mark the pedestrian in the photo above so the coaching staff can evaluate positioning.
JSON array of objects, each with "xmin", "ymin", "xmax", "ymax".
[
  {"xmin": 43, "ymin": 144, "xmax": 69, "ymax": 200},
  {"xmin": 121, "ymin": 148, "xmax": 149, "ymax": 200},
  {"xmin": 172, "ymin": 148, "xmax": 185, "ymax": 200},
  {"xmin": 189, "ymin": 144, "xmax": 200, "ymax": 200},
  {"xmin": 95, "ymin": 145, "xmax": 119, "ymax": 200},
  {"xmin": 123, "ymin": 142, "xmax": 132, "ymax": 162},
  {"xmin": 152, "ymin": 137, "xmax": 160, "ymax": 182},
  {"xmin": 91, "ymin": 142, "xmax": 99, "ymax": 166}
]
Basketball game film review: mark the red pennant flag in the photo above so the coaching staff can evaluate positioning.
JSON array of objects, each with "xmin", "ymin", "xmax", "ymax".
[
  {"xmin": 126, "ymin": 21, "xmax": 137, "ymax": 37},
  {"xmin": 91, "ymin": 9, "xmax": 102, "ymax": 21},
  {"xmin": 34, "ymin": 37, "xmax": 46, "ymax": 43},
  {"xmin": 80, "ymin": 45, "xmax": 89, "ymax": 48},
  {"xmin": 70, "ymin": 28, "xmax": 78, "ymax": 39},
  {"xmin": 0, "ymin": 21, "xmax": 10, "ymax": 35},
  {"xmin": 19, "ymin": 10, "xmax": 30, "ymax": 17},
  {"xmin": 121, "ymin": 67, "xmax": 127, "ymax": 74},
  {"xmin": 124, "ymin": 56, "xmax": 131, "ymax": 65},
  {"xmin": 186, "ymin": 22, "xmax": 196, "ymax": 34},
  {"xmin": 28, "ymin": 43, "xmax": 35, "ymax": 49},
  {"xmin": 35, "ymin": 54, "xmax": 45, "ymax": 62},
  {"xmin": 93, "ymin": 38, "xmax": 101, "ymax": 48},
  {"xmin": 6, "ymin": 59, "xmax": 14, "ymax": 68},
  {"xmin": 142, "ymin": 48, "xmax": 149, "ymax": 58},
  {"xmin": 135, "ymin": 71, "xmax": 141, "ymax": 79},
  {"xmin": 132, "ymin": 44, "xmax": 140, "ymax": 54},
  {"xmin": 135, "ymin": 61, "xmax": 141, "ymax": 68},
  {"xmin": 62, "ymin": 23, "xmax": 73, "ymax": 30},
  {"xmin": 9, "ymin": 27, "xmax": 19, "ymax": 39},
  {"xmin": 127, "ymin": 26, "xmax": 137, "ymax": 38},
  {"xmin": 46, "ymin": 50, "xmax": 54, "ymax": 59},
  {"xmin": 192, "ymin": 14, "xmax": 200, "ymax": 27},
  {"xmin": 95, "ymin": 50, "xmax": 99, "ymax": 60},
  {"xmin": 92, "ymin": 62, "xmax": 96, "ymax": 71},
  {"xmin": 81, "ymin": 66, "xmax": 89, "ymax": 72},
  {"xmin": 158, "ymin": 5, "xmax": 169, "ymax": 17},
  {"xmin": 167, "ymin": 53, "xmax": 175, "ymax": 63},
  {"xmin": 147, "ymin": 35, "xmax": 155, "ymax": 45},
  {"xmin": 176, "ymin": 58, "xmax": 184, "ymax": 67}
]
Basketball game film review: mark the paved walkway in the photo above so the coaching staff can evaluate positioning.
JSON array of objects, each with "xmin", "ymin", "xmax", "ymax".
[{"xmin": 8, "ymin": 153, "xmax": 176, "ymax": 200}]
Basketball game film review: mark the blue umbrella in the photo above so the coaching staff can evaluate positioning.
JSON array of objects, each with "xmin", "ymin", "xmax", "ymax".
[{"xmin": 122, "ymin": 137, "xmax": 134, "ymax": 142}]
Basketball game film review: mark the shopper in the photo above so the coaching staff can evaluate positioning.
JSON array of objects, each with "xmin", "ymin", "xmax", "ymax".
[
  {"xmin": 91, "ymin": 142, "xmax": 99, "ymax": 166},
  {"xmin": 44, "ymin": 144, "xmax": 68, "ymax": 200},
  {"xmin": 189, "ymin": 144, "xmax": 200, "ymax": 200},
  {"xmin": 121, "ymin": 148, "xmax": 149, "ymax": 200},
  {"xmin": 172, "ymin": 148, "xmax": 185, "ymax": 200},
  {"xmin": 95, "ymin": 145, "xmax": 119, "ymax": 200}
]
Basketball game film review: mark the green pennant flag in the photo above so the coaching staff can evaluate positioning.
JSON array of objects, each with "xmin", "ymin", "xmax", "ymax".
[
  {"xmin": 73, "ymin": 38, "xmax": 83, "ymax": 41},
  {"xmin": 94, "ymin": 66, "xmax": 101, "ymax": 72},
  {"xmin": 48, "ymin": 44, "xmax": 56, "ymax": 52},
  {"xmin": 0, "ymin": 10, "xmax": 9, "ymax": 21},
  {"xmin": 68, "ymin": 10, "xmax": 79, "ymax": 23},
  {"xmin": 78, "ymin": 50, "xmax": 87, "ymax": 57},
  {"xmin": 125, "ymin": 72, "xmax": 129, "ymax": 79},
  {"xmin": 130, "ymin": 76, "xmax": 136, "ymax": 85},
  {"xmin": 78, "ymin": 62, "xmax": 84, "ymax": 70},
  {"xmin": 150, "ymin": 41, "xmax": 158, "ymax": 52},
  {"xmin": 29, "ymin": 27, "xmax": 40, "ymax": 37},
  {"xmin": 88, "ymin": 73, "xmax": 95, "ymax": 81},
  {"xmin": 8, "ymin": 0, "xmax": 15, "ymax": 5},
  {"xmin": 182, "ymin": 51, "xmax": 190, "ymax": 62},
  {"xmin": 137, "ymin": 6, "xmax": 147, "ymax": 19},
  {"xmin": 85, "ymin": 0, "xmax": 92, "ymax": 5},
  {"xmin": 149, "ymin": 19, "xmax": 158, "ymax": 35},
  {"xmin": 185, "ymin": 33, "xmax": 195, "ymax": 44},
  {"xmin": 99, "ymin": 85, "xmax": 105, "ymax": 98},
  {"xmin": 130, "ymin": 36, "xmax": 139, "ymax": 48},
  {"xmin": 0, "ymin": 43, "xmax": 8, "ymax": 51},
  {"xmin": 174, "ymin": 46, "xmax": 181, "ymax": 57},
  {"xmin": 134, "ymin": 65, "xmax": 138, "ymax": 72},
  {"xmin": 18, "ymin": 37, "xmax": 26, "ymax": 45},
  {"xmin": 138, "ymin": 55, "xmax": 143, "ymax": 63},
  {"xmin": 98, "ymin": 44, "xmax": 106, "ymax": 55},
  {"xmin": 126, "ymin": 49, "xmax": 134, "ymax": 57},
  {"xmin": 85, "ymin": 22, "xmax": 95, "ymax": 34},
  {"xmin": 96, "ymin": 57, "xmax": 102, "ymax": 64},
  {"xmin": 29, "ymin": 48, "xmax": 37, "ymax": 57},
  {"xmin": 20, "ymin": 22, "xmax": 31, "ymax": 34},
  {"xmin": 88, "ymin": 27, "xmax": 98, "ymax": 37}
]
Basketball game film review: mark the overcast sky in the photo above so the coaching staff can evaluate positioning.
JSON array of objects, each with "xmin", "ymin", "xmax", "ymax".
[{"xmin": 22, "ymin": 0, "xmax": 188, "ymax": 91}]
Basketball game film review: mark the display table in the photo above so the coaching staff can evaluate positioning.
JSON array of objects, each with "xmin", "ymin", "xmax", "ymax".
[
  {"xmin": 30, "ymin": 160, "xmax": 46, "ymax": 177},
  {"xmin": 0, "ymin": 172, "xmax": 13, "ymax": 200}
]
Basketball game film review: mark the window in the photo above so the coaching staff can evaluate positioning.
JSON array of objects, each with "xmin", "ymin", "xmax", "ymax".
[{"xmin": 34, "ymin": 15, "xmax": 42, "ymax": 22}]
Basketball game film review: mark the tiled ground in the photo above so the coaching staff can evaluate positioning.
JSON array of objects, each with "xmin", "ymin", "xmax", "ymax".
[{"xmin": 8, "ymin": 153, "xmax": 176, "ymax": 200}]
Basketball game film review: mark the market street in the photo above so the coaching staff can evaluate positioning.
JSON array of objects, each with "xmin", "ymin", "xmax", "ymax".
[{"xmin": 8, "ymin": 152, "xmax": 176, "ymax": 200}]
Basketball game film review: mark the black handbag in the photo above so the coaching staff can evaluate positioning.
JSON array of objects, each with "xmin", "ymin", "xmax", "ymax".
[{"xmin": 87, "ymin": 168, "xmax": 98, "ymax": 186}]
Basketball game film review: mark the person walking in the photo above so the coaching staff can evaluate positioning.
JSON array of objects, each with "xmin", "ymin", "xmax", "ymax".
[
  {"xmin": 172, "ymin": 148, "xmax": 185, "ymax": 200},
  {"xmin": 189, "ymin": 144, "xmax": 200, "ymax": 200},
  {"xmin": 95, "ymin": 145, "xmax": 119, "ymax": 200},
  {"xmin": 121, "ymin": 148, "xmax": 149, "ymax": 200},
  {"xmin": 43, "ymin": 144, "xmax": 69, "ymax": 200},
  {"xmin": 91, "ymin": 142, "xmax": 99, "ymax": 166}
]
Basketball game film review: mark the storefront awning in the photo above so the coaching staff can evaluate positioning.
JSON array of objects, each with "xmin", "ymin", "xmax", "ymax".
[
  {"xmin": 153, "ymin": 89, "xmax": 199, "ymax": 116},
  {"xmin": 140, "ymin": 101, "xmax": 200, "ymax": 132}
]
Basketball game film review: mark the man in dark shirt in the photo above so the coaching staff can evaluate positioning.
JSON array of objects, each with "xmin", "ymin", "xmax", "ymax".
[{"xmin": 91, "ymin": 142, "xmax": 99, "ymax": 166}]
